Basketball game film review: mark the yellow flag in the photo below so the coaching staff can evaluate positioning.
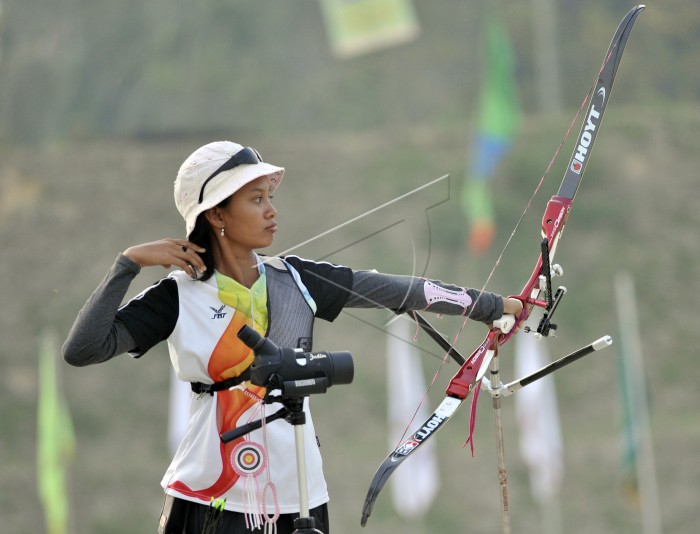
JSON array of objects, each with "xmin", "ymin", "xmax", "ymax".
[
  {"xmin": 37, "ymin": 330, "xmax": 75, "ymax": 534},
  {"xmin": 318, "ymin": 0, "xmax": 420, "ymax": 58}
]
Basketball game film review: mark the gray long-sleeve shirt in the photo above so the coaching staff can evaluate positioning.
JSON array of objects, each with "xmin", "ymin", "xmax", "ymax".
[{"xmin": 63, "ymin": 253, "xmax": 503, "ymax": 366}]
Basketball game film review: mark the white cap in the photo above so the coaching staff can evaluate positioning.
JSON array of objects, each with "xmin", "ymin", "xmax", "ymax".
[{"xmin": 174, "ymin": 141, "xmax": 285, "ymax": 237}]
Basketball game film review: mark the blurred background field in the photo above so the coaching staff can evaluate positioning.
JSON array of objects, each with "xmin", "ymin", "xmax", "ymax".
[{"xmin": 1, "ymin": 1, "xmax": 699, "ymax": 533}]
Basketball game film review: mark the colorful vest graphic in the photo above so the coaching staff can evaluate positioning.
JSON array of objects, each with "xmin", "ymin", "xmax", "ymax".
[{"xmin": 162, "ymin": 257, "xmax": 328, "ymax": 513}]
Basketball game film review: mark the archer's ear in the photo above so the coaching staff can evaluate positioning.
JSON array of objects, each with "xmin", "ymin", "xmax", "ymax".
[{"xmin": 204, "ymin": 207, "xmax": 224, "ymax": 227}]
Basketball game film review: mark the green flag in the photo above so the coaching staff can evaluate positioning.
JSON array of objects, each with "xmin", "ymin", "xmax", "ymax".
[
  {"xmin": 461, "ymin": 13, "xmax": 520, "ymax": 253},
  {"xmin": 476, "ymin": 15, "xmax": 520, "ymax": 139},
  {"xmin": 37, "ymin": 330, "xmax": 75, "ymax": 534}
]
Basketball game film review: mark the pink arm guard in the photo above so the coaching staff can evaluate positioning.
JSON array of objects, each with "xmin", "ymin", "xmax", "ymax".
[{"xmin": 423, "ymin": 280, "xmax": 473, "ymax": 312}]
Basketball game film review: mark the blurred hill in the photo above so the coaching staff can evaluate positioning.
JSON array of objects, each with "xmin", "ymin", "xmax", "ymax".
[
  {"xmin": 2, "ymin": 2, "xmax": 700, "ymax": 534},
  {"xmin": 1, "ymin": 1, "xmax": 699, "ymax": 143}
]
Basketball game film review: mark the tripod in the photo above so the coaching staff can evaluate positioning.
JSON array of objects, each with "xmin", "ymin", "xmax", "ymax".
[{"xmin": 221, "ymin": 395, "xmax": 324, "ymax": 534}]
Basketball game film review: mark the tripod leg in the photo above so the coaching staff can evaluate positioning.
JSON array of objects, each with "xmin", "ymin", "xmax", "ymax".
[
  {"xmin": 295, "ymin": 424, "xmax": 311, "ymax": 519},
  {"xmin": 284, "ymin": 402, "xmax": 324, "ymax": 533}
]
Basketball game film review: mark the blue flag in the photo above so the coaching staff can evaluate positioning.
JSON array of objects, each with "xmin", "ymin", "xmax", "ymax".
[{"xmin": 461, "ymin": 13, "xmax": 520, "ymax": 253}]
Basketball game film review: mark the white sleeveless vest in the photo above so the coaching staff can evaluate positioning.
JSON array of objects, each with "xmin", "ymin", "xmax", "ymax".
[{"xmin": 161, "ymin": 258, "xmax": 329, "ymax": 514}]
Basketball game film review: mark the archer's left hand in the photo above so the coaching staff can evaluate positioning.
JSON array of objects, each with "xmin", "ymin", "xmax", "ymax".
[{"xmin": 503, "ymin": 297, "xmax": 523, "ymax": 317}]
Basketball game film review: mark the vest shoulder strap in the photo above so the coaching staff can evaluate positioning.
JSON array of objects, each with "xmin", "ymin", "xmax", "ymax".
[{"xmin": 260, "ymin": 255, "xmax": 288, "ymax": 272}]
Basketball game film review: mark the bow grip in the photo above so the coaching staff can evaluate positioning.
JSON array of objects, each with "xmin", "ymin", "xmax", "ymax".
[{"xmin": 493, "ymin": 314, "xmax": 516, "ymax": 334}]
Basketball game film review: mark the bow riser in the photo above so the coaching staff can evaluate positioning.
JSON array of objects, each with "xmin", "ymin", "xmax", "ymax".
[
  {"xmin": 492, "ymin": 195, "xmax": 573, "ymax": 346},
  {"xmin": 540, "ymin": 196, "xmax": 571, "ymax": 267},
  {"xmin": 445, "ymin": 197, "xmax": 573, "ymax": 399},
  {"xmin": 522, "ymin": 195, "xmax": 572, "ymax": 303},
  {"xmin": 446, "ymin": 331, "xmax": 498, "ymax": 399}
]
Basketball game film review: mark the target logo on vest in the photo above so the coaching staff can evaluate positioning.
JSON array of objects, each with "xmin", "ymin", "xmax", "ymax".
[{"xmin": 231, "ymin": 441, "xmax": 267, "ymax": 477}]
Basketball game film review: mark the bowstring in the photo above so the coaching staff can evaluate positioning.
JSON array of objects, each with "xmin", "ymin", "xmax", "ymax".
[{"xmin": 395, "ymin": 48, "xmax": 615, "ymax": 446}]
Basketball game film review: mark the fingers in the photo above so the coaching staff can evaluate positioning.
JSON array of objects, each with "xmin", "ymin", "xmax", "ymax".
[
  {"xmin": 172, "ymin": 239, "xmax": 207, "ymax": 278},
  {"xmin": 503, "ymin": 297, "xmax": 524, "ymax": 316},
  {"xmin": 124, "ymin": 239, "xmax": 207, "ymax": 278}
]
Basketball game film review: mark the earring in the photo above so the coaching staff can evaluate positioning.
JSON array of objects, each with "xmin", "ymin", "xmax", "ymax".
[{"xmin": 220, "ymin": 227, "xmax": 225, "ymax": 237}]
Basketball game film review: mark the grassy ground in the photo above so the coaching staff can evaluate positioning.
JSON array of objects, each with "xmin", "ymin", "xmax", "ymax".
[{"xmin": 2, "ymin": 105, "xmax": 699, "ymax": 533}]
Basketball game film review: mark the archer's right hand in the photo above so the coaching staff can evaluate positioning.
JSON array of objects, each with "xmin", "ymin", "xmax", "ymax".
[{"xmin": 124, "ymin": 238, "xmax": 206, "ymax": 279}]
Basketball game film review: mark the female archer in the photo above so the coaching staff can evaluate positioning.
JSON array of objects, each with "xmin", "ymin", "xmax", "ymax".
[{"xmin": 63, "ymin": 140, "xmax": 523, "ymax": 533}]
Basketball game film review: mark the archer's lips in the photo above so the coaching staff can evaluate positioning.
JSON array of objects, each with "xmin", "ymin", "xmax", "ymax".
[{"xmin": 266, "ymin": 224, "xmax": 278, "ymax": 233}]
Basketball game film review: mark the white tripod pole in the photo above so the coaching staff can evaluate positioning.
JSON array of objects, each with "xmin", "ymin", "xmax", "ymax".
[{"xmin": 294, "ymin": 424, "xmax": 311, "ymax": 519}]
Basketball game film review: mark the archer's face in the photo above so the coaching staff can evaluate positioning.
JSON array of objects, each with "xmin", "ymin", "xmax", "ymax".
[{"xmin": 219, "ymin": 175, "xmax": 278, "ymax": 251}]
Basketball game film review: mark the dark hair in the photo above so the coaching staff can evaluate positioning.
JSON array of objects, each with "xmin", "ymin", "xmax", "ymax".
[{"xmin": 188, "ymin": 197, "xmax": 231, "ymax": 281}]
